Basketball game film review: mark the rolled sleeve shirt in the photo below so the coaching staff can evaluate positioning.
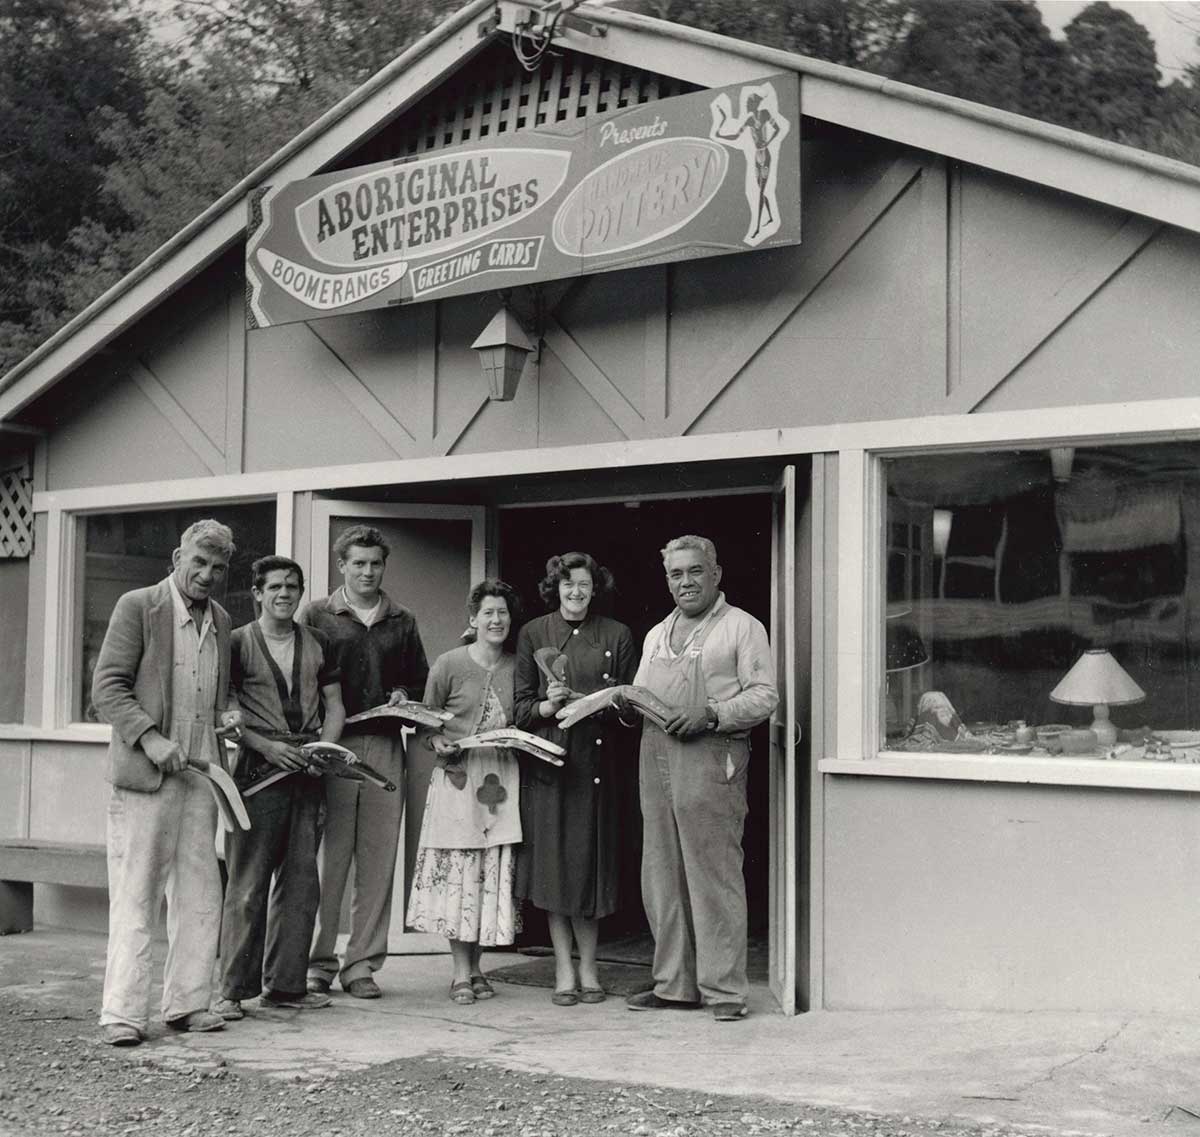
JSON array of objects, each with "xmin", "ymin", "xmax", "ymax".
[
  {"xmin": 634, "ymin": 592, "xmax": 778, "ymax": 736},
  {"xmin": 167, "ymin": 576, "xmax": 221, "ymax": 769}
]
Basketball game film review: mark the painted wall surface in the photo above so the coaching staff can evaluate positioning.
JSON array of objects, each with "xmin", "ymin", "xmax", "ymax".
[
  {"xmin": 37, "ymin": 130, "xmax": 1200, "ymax": 490},
  {"xmin": 0, "ymin": 740, "xmax": 30, "ymax": 837},
  {"xmin": 28, "ymin": 742, "xmax": 108, "ymax": 844},
  {"xmin": 0, "ymin": 558, "xmax": 28, "ymax": 721},
  {"xmin": 822, "ymin": 775, "xmax": 1200, "ymax": 1012}
]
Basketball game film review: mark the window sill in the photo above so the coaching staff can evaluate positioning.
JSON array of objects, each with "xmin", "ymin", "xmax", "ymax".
[
  {"xmin": 0, "ymin": 724, "xmax": 111, "ymax": 744},
  {"xmin": 817, "ymin": 751, "xmax": 1200, "ymax": 793}
]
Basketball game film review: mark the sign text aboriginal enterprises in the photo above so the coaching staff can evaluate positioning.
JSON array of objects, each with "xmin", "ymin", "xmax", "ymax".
[{"xmin": 245, "ymin": 73, "xmax": 800, "ymax": 328}]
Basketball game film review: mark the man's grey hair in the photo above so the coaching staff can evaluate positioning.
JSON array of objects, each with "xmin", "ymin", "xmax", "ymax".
[
  {"xmin": 661, "ymin": 535, "xmax": 718, "ymax": 569},
  {"xmin": 179, "ymin": 519, "xmax": 235, "ymax": 558}
]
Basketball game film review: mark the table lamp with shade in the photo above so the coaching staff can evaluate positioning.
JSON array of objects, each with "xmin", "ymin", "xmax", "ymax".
[{"xmin": 1049, "ymin": 648, "xmax": 1145, "ymax": 747}]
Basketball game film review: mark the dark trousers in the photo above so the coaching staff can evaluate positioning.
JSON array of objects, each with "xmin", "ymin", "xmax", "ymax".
[{"xmin": 219, "ymin": 774, "xmax": 323, "ymax": 1001}]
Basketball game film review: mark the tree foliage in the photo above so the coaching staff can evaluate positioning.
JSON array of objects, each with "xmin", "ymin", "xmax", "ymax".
[
  {"xmin": 0, "ymin": 0, "xmax": 153, "ymax": 364},
  {"xmin": 3, "ymin": 0, "xmax": 1200, "ymax": 376}
]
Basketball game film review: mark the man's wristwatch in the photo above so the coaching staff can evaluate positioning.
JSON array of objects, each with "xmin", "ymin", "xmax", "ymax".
[{"xmin": 704, "ymin": 705, "xmax": 719, "ymax": 732}]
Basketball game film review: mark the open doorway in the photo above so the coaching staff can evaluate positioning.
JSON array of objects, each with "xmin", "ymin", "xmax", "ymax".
[{"xmin": 498, "ymin": 492, "xmax": 774, "ymax": 978}]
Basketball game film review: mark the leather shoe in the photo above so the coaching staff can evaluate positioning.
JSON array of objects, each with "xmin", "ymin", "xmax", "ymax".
[
  {"xmin": 261, "ymin": 991, "xmax": 333, "ymax": 1009},
  {"xmin": 344, "ymin": 977, "xmax": 382, "ymax": 999},
  {"xmin": 100, "ymin": 1023, "xmax": 142, "ymax": 1047},
  {"xmin": 625, "ymin": 990, "xmax": 701, "ymax": 1011},
  {"xmin": 212, "ymin": 998, "xmax": 244, "ymax": 1021},
  {"xmin": 165, "ymin": 1010, "xmax": 225, "ymax": 1033},
  {"xmin": 577, "ymin": 986, "xmax": 607, "ymax": 1004},
  {"xmin": 551, "ymin": 989, "xmax": 579, "ymax": 1006},
  {"xmin": 306, "ymin": 976, "xmax": 332, "ymax": 996},
  {"xmin": 711, "ymin": 1002, "xmax": 748, "ymax": 1021}
]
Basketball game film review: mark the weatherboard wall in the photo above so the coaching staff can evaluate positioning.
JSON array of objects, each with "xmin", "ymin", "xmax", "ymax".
[{"xmin": 32, "ymin": 129, "xmax": 1200, "ymax": 494}]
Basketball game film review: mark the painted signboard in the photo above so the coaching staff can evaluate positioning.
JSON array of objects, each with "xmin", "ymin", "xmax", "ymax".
[{"xmin": 245, "ymin": 73, "xmax": 799, "ymax": 328}]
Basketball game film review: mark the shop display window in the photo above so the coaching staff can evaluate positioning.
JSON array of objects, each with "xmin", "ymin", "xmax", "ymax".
[
  {"xmin": 882, "ymin": 443, "xmax": 1200, "ymax": 764},
  {"xmin": 75, "ymin": 502, "xmax": 275, "ymax": 722}
]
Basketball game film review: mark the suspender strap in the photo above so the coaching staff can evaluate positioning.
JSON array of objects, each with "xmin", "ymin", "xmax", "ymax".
[{"xmin": 250, "ymin": 621, "xmax": 306, "ymax": 735}]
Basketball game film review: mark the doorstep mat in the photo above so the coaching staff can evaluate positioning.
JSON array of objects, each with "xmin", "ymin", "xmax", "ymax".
[{"xmin": 486, "ymin": 956, "xmax": 656, "ymax": 997}]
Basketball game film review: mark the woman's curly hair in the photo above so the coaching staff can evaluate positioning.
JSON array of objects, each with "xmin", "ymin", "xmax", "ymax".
[
  {"xmin": 537, "ymin": 551, "xmax": 615, "ymax": 609},
  {"xmin": 460, "ymin": 578, "xmax": 521, "ymax": 650}
]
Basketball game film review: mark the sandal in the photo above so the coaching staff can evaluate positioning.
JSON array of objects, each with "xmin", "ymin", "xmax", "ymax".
[
  {"xmin": 551, "ymin": 989, "xmax": 579, "ymax": 1007},
  {"xmin": 577, "ymin": 986, "xmax": 606, "ymax": 1004},
  {"xmin": 449, "ymin": 980, "xmax": 476, "ymax": 1005},
  {"xmin": 470, "ymin": 974, "xmax": 495, "ymax": 1000}
]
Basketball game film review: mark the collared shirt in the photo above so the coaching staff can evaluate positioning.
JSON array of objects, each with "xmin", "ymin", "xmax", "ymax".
[
  {"xmin": 300, "ymin": 586, "xmax": 429, "ymax": 721},
  {"xmin": 166, "ymin": 575, "xmax": 221, "ymax": 767},
  {"xmin": 633, "ymin": 592, "xmax": 778, "ymax": 735}
]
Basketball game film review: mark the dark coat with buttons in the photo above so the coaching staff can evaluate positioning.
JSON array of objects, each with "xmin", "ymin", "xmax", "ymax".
[{"xmin": 513, "ymin": 610, "xmax": 636, "ymax": 918}]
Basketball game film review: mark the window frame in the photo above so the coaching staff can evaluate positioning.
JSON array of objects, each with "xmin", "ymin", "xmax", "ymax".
[
  {"xmin": 43, "ymin": 492, "xmax": 285, "ymax": 734},
  {"xmin": 827, "ymin": 442, "xmax": 1200, "ymax": 793}
]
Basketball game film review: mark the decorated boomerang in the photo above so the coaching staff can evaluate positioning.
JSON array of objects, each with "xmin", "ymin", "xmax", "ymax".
[
  {"xmin": 453, "ymin": 728, "xmax": 567, "ymax": 766},
  {"xmin": 345, "ymin": 700, "xmax": 454, "ymax": 729},
  {"xmin": 533, "ymin": 647, "xmax": 568, "ymax": 684},
  {"xmin": 555, "ymin": 685, "xmax": 673, "ymax": 732},
  {"xmin": 242, "ymin": 741, "xmax": 397, "ymax": 798},
  {"xmin": 533, "ymin": 647, "xmax": 583, "ymax": 698}
]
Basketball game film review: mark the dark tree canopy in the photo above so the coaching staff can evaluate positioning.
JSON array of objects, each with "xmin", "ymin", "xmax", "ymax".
[{"xmin": 2, "ymin": 0, "xmax": 1199, "ymax": 377}]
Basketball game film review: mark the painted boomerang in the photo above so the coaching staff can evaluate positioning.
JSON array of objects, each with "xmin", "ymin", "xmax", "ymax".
[
  {"xmin": 242, "ymin": 741, "xmax": 397, "ymax": 798},
  {"xmin": 533, "ymin": 647, "xmax": 582, "ymax": 699},
  {"xmin": 453, "ymin": 728, "xmax": 567, "ymax": 766},
  {"xmin": 555, "ymin": 685, "xmax": 673, "ymax": 732},
  {"xmin": 345, "ymin": 700, "xmax": 454, "ymax": 730}
]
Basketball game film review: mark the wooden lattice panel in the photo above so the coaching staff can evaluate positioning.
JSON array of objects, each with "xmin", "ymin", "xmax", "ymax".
[
  {"xmin": 354, "ymin": 42, "xmax": 699, "ymax": 165},
  {"xmin": 0, "ymin": 464, "xmax": 32, "ymax": 558}
]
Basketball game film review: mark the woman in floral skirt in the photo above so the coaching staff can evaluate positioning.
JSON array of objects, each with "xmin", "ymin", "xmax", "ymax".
[{"xmin": 406, "ymin": 579, "xmax": 522, "ymax": 1004}]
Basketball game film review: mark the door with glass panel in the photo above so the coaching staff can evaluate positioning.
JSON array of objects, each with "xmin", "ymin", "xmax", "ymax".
[{"xmin": 311, "ymin": 500, "xmax": 487, "ymax": 950}]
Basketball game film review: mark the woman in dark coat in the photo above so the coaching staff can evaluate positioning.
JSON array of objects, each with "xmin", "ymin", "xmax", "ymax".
[{"xmin": 514, "ymin": 552, "xmax": 636, "ymax": 1005}]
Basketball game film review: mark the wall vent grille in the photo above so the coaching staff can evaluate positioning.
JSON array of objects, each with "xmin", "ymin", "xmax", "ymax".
[
  {"xmin": 0, "ymin": 463, "xmax": 32, "ymax": 558},
  {"xmin": 352, "ymin": 42, "xmax": 699, "ymax": 165}
]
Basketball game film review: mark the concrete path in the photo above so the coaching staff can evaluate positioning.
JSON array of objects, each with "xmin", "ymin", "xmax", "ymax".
[{"xmin": 3, "ymin": 928, "xmax": 1198, "ymax": 1136}]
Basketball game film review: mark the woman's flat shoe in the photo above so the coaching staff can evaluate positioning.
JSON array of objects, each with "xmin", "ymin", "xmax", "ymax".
[
  {"xmin": 449, "ymin": 981, "xmax": 476, "ymax": 1005},
  {"xmin": 470, "ymin": 974, "xmax": 496, "ymax": 1000},
  {"xmin": 577, "ymin": 986, "xmax": 606, "ymax": 1004},
  {"xmin": 551, "ymin": 989, "xmax": 579, "ymax": 1007}
]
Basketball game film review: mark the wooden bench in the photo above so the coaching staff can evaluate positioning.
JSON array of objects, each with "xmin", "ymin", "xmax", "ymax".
[{"xmin": 0, "ymin": 839, "xmax": 107, "ymax": 934}]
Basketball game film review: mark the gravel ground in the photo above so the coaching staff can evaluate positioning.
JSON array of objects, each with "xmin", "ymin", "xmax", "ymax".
[{"xmin": 0, "ymin": 991, "xmax": 1057, "ymax": 1137}]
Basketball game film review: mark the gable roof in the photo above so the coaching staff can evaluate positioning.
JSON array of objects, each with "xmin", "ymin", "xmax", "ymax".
[{"xmin": 4, "ymin": 0, "xmax": 1200, "ymax": 422}]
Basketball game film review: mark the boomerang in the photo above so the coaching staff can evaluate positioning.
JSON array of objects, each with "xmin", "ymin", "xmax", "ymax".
[
  {"xmin": 345, "ymin": 700, "xmax": 454, "ymax": 729},
  {"xmin": 241, "ymin": 741, "xmax": 396, "ymax": 798},
  {"xmin": 555, "ymin": 685, "xmax": 673, "ymax": 732},
  {"xmin": 453, "ymin": 728, "xmax": 567, "ymax": 766}
]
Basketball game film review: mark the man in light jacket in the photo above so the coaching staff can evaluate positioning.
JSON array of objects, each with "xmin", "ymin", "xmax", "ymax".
[{"xmin": 92, "ymin": 519, "xmax": 242, "ymax": 1046}]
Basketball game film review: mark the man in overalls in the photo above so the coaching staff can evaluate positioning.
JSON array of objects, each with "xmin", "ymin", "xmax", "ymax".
[{"xmin": 622, "ymin": 535, "xmax": 777, "ymax": 1022}]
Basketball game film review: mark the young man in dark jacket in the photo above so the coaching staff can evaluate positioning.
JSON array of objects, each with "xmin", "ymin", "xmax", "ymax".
[{"xmin": 303, "ymin": 525, "xmax": 428, "ymax": 999}]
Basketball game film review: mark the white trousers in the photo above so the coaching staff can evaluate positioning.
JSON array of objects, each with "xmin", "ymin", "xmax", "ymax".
[{"xmin": 100, "ymin": 770, "xmax": 222, "ymax": 1029}]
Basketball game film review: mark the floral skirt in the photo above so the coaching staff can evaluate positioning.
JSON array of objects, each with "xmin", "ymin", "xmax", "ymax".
[{"xmin": 405, "ymin": 844, "xmax": 520, "ymax": 946}]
